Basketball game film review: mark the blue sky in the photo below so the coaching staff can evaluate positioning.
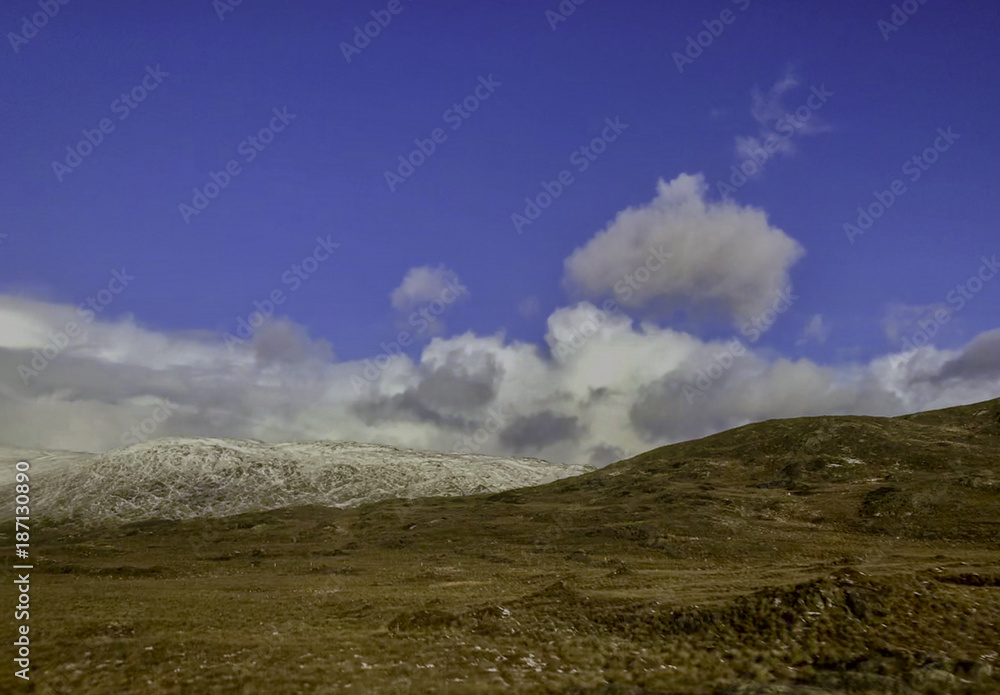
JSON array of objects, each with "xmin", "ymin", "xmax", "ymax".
[{"xmin": 1, "ymin": 0, "xmax": 998, "ymax": 460}]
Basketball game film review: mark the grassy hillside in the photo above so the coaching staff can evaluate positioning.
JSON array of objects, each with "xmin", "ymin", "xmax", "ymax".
[{"xmin": 5, "ymin": 398, "xmax": 999, "ymax": 693}]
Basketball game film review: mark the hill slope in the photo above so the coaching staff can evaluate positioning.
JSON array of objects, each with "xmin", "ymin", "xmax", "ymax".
[
  {"xmin": 10, "ymin": 397, "xmax": 1000, "ymax": 694},
  {"xmin": 541, "ymin": 395, "xmax": 1000, "ymax": 547}
]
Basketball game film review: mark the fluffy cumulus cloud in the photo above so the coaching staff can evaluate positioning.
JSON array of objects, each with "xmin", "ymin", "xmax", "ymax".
[
  {"xmin": 2, "ymin": 292, "xmax": 999, "ymax": 467},
  {"xmin": 562, "ymin": 174, "xmax": 805, "ymax": 324},
  {"xmin": 390, "ymin": 264, "xmax": 466, "ymax": 312},
  {"xmin": 388, "ymin": 264, "xmax": 469, "ymax": 337}
]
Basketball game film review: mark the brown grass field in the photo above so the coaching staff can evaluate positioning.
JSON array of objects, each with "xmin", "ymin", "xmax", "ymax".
[{"xmin": 4, "ymin": 398, "xmax": 999, "ymax": 693}]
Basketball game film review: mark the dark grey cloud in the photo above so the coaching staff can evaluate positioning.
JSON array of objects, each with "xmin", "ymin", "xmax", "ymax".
[
  {"xmin": 352, "ymin": 390, "xmax": 471, "ymax": 430},
  {"xmin": 499, "ymin": 411, "xmax": 583, "ymax": 453},
  {"xmin": 586, "ymin": 387, "xmax": 617, "ymax": 405},
  {"xmin": 351, "ymin": 352, "xmax": 503, "ymax": 430},
  {"xmin": 630, "ymin": 361, "xmax": 904, "ymax": 442},
  {"xmin": 933, "ymin": 329, "xmax": 1000, "ymax": 382},
  {"xmin": 2, "ymin": 347, "xmax": 204, "ymax": 411},
  {"xmin": 414, "ymin": 353, "xmax": 502, "ymax": 411},
  {"xmin": 251, "ymin": 317, "xmax": 334, "ymax": 365}
]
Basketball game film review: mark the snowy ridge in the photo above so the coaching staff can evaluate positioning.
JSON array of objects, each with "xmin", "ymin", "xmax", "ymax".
[
  {"xmin": 14, "ymin": 437, "xmax": 592, "ymax": 524},
  {"xmin": 0, "ymin": 446, "xmax": 95, "ymax": 487}
]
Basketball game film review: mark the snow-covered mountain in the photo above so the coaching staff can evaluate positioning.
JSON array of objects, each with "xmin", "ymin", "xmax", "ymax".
[
  {"xmin": 7, "ymin": 437, "xmax": 592, "ymax": 524},
  {"xmin": 0, "ymin": 446, "xmax": 95, "ymax": 486}
]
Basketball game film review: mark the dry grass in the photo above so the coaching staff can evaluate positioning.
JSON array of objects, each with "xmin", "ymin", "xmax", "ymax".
[{"xmin": 3, "ymin": 398, "xmax": 999, "ymax": 693}]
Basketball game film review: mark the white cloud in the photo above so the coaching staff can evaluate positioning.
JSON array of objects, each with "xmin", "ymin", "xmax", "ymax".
[
  {"xmin": 797, "ymin": 314, "xmax": 831, "ymax": 346},
  {"xmin": 390, "ymin": 265, "xmax": 465, "ymax": 312},
  {"xmin": 733, "ymin": 69, "xmax": 831, "ymax": 173},
  {"xmin": 387, "ymin": 265, "xmax": 469, "ymax": 338},
  {"xmin": 2, "ymin": 294, "xmax": 997, "ymax": 467},
  {"xmin": 562, "ymin": 173, "xmax": 805, "ymax": 324}
]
